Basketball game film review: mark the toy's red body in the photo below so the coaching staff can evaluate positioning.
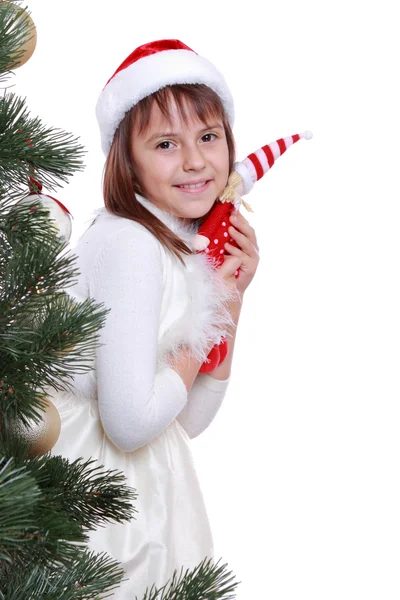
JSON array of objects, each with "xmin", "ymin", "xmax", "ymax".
[
  {"xmin": 197, "ymin": 201, "xmax": 237, "ymax": 373},
  {"xmin": 200, "ymin": 201, "xmax": 236, "ymax": 265}
]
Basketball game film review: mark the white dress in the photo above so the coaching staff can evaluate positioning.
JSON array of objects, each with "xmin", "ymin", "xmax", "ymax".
[{"xmin": 50, "ymin": 195, "xmax": 233, "ymax": 599}]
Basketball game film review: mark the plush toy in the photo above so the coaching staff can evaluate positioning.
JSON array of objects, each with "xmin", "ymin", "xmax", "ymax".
[{"xmin": 197, "ymin": 130, "xmax": 312, "ymax": 373}]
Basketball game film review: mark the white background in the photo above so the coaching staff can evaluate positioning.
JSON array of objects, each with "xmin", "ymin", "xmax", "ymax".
[{"xmin": 13, "ymin": 1, "xmax": 400, "ymax": 598}]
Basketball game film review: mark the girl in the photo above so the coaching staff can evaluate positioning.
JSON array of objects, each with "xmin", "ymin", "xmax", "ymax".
[{"xmin": 51, "ymin": 39, "xmax": 260, "ymax": 599}]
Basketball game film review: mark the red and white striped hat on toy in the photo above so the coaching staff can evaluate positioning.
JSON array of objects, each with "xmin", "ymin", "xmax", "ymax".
[
  {"xmin": 96, "ymin": 39, "xmax": 235, "ymax": 156},
  {"xmin": 235, "ymin": 131, "xmax": 314, "ymax": 195}
]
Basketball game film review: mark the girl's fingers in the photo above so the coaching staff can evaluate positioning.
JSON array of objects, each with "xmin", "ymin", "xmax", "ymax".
[
  {"xmin": 224, "ymin": 241, "xmax": 245, "ymax": 260},
  {"xmin": 225, "ymin": 243, "xmax": 257, "ymax": 275},
  {"xmin": 229, "ymin": 212, "xmax": 258, "ymax": 248},
  {"xmin": 228, "ymin": 226, "xmax": 259, "ymax": 258},
  {"xmin": 221, "ymin": 254, "xmax": 242, "ymax": 272},
  {"xmin": 223, "ymin": 212, "xmax": 261, "ymax": 294}
]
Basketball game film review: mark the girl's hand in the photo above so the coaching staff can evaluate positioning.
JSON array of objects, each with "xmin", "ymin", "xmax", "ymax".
[{"xmin": 224, "ymin": 210, "xmax": 260, "ymax": 296}]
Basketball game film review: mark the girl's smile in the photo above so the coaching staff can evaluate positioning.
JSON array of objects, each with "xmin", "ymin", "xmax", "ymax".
[
  {"xmin": 174, "ymin": 179, "xmax": 212, "ymax": 193},
  {"xmin": 131, "ymin": 97, "xmax": 230, "ymax": 220}
]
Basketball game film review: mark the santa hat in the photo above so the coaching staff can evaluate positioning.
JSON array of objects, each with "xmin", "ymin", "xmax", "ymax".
[{"xmin": 96, "ymin": 39, "xmax": 235, "ymax": 156}]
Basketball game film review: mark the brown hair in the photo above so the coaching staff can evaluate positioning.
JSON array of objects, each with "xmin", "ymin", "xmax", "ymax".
[{"xmin": 102, "ymin": 84, "xmax": 236, "ymax": 264}]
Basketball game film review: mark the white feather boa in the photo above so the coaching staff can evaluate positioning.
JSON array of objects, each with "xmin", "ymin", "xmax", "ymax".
[{"xmin": 135, "ymin": 195, "xmax": 236, "ymax": 368}]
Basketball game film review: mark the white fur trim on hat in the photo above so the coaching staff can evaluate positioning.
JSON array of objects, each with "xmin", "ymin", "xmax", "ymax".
[{"xmin": 96, "ymin": 49, "xmax": 235, "ymax": 156}]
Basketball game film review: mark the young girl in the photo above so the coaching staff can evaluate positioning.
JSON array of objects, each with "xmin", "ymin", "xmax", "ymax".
[{"xmin": 51, "ymin": 39, "xmax": 260, "ymax": 599}]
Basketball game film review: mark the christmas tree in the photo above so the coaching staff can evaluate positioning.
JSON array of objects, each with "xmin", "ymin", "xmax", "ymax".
[
  {"xmin": 0, "ymin": 3, "xmax": 239, "ymax": 598},
  {"xmin": 0, "ymin": 1, "xmax": 138, "ymax": 596}
]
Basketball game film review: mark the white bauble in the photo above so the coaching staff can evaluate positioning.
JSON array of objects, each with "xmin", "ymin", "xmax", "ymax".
[{"xmin": 20, "ymin": 194, "xmax": 72, "ymax": 244}]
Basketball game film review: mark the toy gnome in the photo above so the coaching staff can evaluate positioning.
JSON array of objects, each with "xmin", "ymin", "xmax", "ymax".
[{"xmin": 196, "ymin": 130, "xmax": 313, "ymax": 373}]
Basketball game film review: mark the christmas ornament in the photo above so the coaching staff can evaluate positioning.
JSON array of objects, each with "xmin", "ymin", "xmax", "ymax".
[
  {"xmin": 7, "ymin": 396, "xmax": 61, "ymax": 457},
  {"xmin": 0, "ymin": 1, "xmax": 37, "ymax": 68},
  {"xmin": 19, "ymin": 180, "xmax": 73, "ymax": 244},
  {"xmin": 197, "ymin": 131, "xmax": 313, "ymax": 373},
  {"xmin": 96, "ymin": 39, "xmax": 234, "ymax": 156}
]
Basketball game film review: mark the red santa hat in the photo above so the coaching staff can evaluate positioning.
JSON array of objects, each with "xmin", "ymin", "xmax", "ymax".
[{"xmin": 96, "ymin": 39, "xmax": 235, "ymax": 156}]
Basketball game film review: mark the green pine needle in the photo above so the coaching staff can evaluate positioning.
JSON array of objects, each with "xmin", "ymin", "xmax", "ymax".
[
  {"xmin": 0, "ymin": 200, "xmax": 109, "ymax": 424},
  {"xmin": 28, "ymin": 455, "xmax": 137, "ymax": 530},
  {"xmin": 0, "ymin": 92, "xmax": 85, "ymax": 193},
  {"xmin": 1, "ymin": 548, "xmax": 125, "ymax": 600},
  {"xmin": 0, "ymin": 458, "xmax": 40, "ymax": 560},
  {"xmin": 0, "ymin": 454, "xmax": 136, "ymax": 586},
  {"xmin": 140, "ymin": 557, "xmax": 239, "ymax": 600}
]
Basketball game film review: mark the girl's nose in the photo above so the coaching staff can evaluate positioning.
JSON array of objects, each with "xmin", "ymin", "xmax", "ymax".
[{"xmin": 182, "ymin": 145, "xmax": 206, "ymax": 171}]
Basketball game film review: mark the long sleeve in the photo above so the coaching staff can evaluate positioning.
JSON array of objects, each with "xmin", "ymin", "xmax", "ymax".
[
  {"xmin": 89, "ymin": 226, "xmax": 188, "ymax": 453},
  {"xmin": 177, "ymin": 374, "xmax": 230, "ymax": 438}
]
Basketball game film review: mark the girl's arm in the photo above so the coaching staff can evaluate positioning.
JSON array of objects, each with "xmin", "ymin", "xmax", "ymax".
[{"xmin": 90, "ymin": 226, "xmax": 190, "ymax": 453}]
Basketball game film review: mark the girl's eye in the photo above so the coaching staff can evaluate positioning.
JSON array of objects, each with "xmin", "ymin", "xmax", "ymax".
[
  {"xmin": 201, "ymin": 133, "xmax": 217, "ymax": 143},
  {"xmin": 157, "ymin": 141, "xmax": 174, "ymax": 150}
]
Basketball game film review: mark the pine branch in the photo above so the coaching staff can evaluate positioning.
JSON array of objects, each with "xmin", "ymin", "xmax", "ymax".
[
  {"xmin": 27, "ymin": 455, "xmax": 137, "ymax": 531},
  {"xmin": 0, "ymin": 294, "xmax": 109, "ymax": 405},
  {"xmin": 0, "ymin": 457, "xmax": 84, "ymax": 566},
  {"xmin": 0, "ymin": 453, "xmax": 84, "ymax": 575},
  {"xmin": 3, "ymin": 505, "xmax": 85, "ymax": 571},
  {"xmin": 0, "ymin": 435, "xmax": 135, "ymax": 592},
  {"xmin": 0, "ymin": 1, "xmax": 34, "ymax": 82},
  {"xmin": 0, "ymin": 238, "xmax": 78, "ymax": 316},
  {"xmin": 0, "ymin": 453, "xmax": 136, "ymax": 575},
  {"xmin": 0, "ymin": 92, "xmax": 85, "ymax": 193},
  {"xmin": 0, "ymin": 201, "xmax": 109, "ymax": 423},
  {"xmin": 0, "ymin": 202, "xmax": 68, "ymax": 334},
  {"xmin": 0, "ymin": 458, "xmax": 39, "ymax": 561},
  {"xmin": 0, "ymin": 185, "xmax": 29, "ymax": 209},
  {"xmin": 140, "ymin": 558, "xmax": 239, "ymax": 600},
  {"xmin": 0, "ymin": 20, "xmax": 135, "ymax": 596},
  {"xmin": 1, "ymin": 548, "xmax": 125, "ymax": 600},
  {"xmin": 0, "ymin": 295, "xmax": 109, "ymax": 424}
]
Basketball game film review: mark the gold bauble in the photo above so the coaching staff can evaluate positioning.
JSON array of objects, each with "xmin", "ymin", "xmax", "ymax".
[
  {"xmin": 1, "ymin": 2, "xmax": 37, "ymax": 68},
  {"xmin": 8, "ymin": 397, "xmax": 61, "ymax": 457}
]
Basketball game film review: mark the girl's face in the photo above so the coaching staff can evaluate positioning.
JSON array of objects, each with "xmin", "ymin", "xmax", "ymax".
[{"xmin": 131, "ymin": 98, "xmax": 230, "ymax": 220}]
